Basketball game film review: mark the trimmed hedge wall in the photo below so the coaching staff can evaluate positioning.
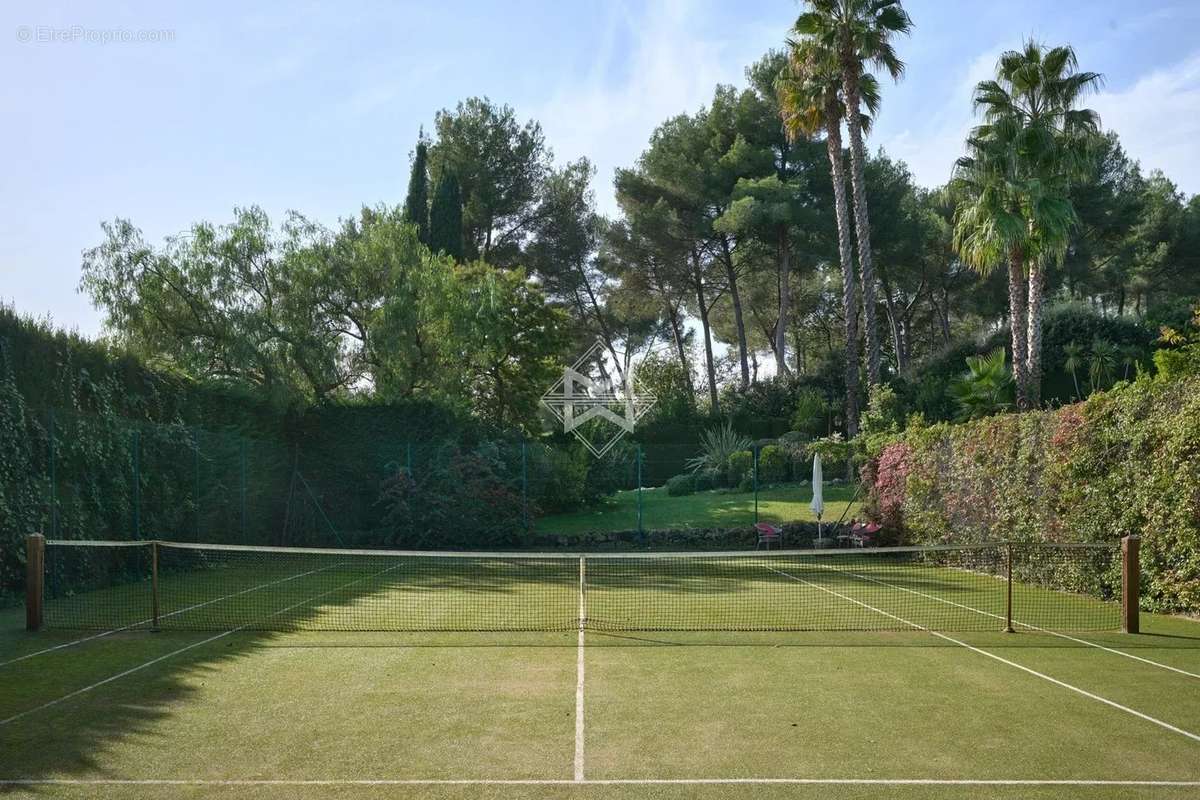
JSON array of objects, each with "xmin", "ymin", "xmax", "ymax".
[{"xmin": 865, "ymin": 374, "xmax": 1200, "ymax": 613}]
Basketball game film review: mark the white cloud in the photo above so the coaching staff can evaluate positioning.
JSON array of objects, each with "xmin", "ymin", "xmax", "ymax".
[
  {"xmin": 880, "ymin": 46, "xmax": 1003, "ymax": 190},
  {"xmin": 1091, "ymin": 53, "xmax": 1200, "ymax": 195},
  {"xmin": 532, "ymin": 0, "xmax": 776, "ymax": 216}
]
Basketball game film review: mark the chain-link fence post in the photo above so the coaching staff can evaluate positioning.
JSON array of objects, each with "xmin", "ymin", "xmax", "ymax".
[
  {"xmin": 132, "ymin": 428, "xmax": 141, "ymax": 540},
  {"xmin": 521, "ymin": 438, "xmax": 529, "ymax": 534},
  {"xmin": 753, "ymin": 444, "xmax": 759, "ymax": 525},
  {"xmin": 636, "ymin": 445, "xmax": 644, "ymax": 540},
  {"xmin": 240, "ymin": 437, "xmax": 247, "ymax": 543},
  {"xmin": 48, "ymin": 408, "xmax": 58, "ymax": 539}
]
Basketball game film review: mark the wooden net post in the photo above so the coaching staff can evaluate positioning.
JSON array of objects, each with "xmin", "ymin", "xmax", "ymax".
[
  {"xmin": 1122, "ymin": 536, "xmax": 1140, "ymax": 634},
  {"xmin": 151, "ymin": 540, "xmax": 160, "ymax": 632},
  {"xmin": 26, "ymin": 533, "xmax": 45, "ymax": 632},
  {"xmin": 1004, "ymin": 541, "xmax": 1014, "ymax": 633}
]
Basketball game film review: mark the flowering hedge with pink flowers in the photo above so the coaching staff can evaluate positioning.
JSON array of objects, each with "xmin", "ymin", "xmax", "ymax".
[{"xmin": 865, "ymin": 375, "xmax": 1200, "ymax": 613}]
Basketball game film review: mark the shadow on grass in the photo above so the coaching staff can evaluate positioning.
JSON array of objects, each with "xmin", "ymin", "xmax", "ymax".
[{"xmin": 0, "ymin": 546, "xmax": 1175, "ymax": 787}]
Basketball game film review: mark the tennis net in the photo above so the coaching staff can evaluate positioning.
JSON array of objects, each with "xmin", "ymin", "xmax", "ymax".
[{"xmin": 31, "ymin": 539, "xmax": 1124, "ymax": 633}]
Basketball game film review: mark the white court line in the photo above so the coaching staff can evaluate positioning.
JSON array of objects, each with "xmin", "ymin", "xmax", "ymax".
[
  {"xmin": 811, "ymin": 561, "xmax": 1200, "ymax": 680},
  {"xmin": 1, "ymin": 563, "xmax": 338, "ymax": 668},
  {"xmin": 1, "ymin": 778, "xmax": 1199, "ymax": 787},
  {"xmin": 574, "ymin": 556, "xmax": 586, "ymax": 782},
  {"xmin": 0, "ymin": 563, "xmax": 403, "ymax": 727},
  {"xmin": 765, "ymin": 566, "xmax": 1200, "ymax": 744}
]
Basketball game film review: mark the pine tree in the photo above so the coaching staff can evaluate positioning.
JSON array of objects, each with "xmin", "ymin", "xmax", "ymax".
[
  {"xmin": 403, "ymin": 138, "xmax": 430, "ymax": 245},
  {"xmin": 429, "ymin": 171, "xmax": 465, "ymax": 262}
]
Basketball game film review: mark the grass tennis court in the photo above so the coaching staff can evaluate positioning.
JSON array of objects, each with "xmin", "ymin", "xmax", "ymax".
[{"xmin": 2, "ymin": 541, "xmax": 1199, "ymax": 799}]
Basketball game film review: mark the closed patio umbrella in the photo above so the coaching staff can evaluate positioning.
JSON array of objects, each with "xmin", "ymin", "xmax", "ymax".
[{"xmin": 810, "ymin": 453, "xmax": 824, "ymax": 544}]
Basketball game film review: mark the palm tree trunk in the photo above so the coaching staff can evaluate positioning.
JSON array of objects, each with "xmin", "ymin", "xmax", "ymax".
[
  {"xmin": 1026, "ymin": 261, "xmax": 1045, "ymax": 408},
  {"xmin": 719, "ymin": 235, "xmax": 751, "ymax": 389},
  {"xmin": 840, "ymin": 67, "xmax": 881, "ymax": 388},
  {"xmin": 1008, "ymin": 249, "xmax": 1030, "ymax": 408},
  {"xmin": 691, "ymin": 248, "xmax": 720, "ymax": 413},
  {"xmin": 775, "ymin": 225, "xmax": 792, "ymax": 378},
  {"xmin": 825, "ymin": 111, "xmax": 859, "ymax": 437}
]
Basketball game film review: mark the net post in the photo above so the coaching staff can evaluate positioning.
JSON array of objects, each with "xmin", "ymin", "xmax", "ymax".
[
  {"xmin": 26, "ymin": 533, "xmax": 45, "ymax": 632},
  {"xmin": 1004, "ymin": 541, "xmax": 1014, "ymax": 633},
  {"xmin": 151, "ymin": 540, "xmax": 160, "ymax": 632},
  {"xmin": 1122, "ymin": 535, "xmax": 1140, "ymax": 634}
]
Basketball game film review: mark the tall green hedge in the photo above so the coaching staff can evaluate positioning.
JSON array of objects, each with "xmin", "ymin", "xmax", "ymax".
[{"xmin": 865, "ymin": 374, "xmax": 1200, "ymax": 613}]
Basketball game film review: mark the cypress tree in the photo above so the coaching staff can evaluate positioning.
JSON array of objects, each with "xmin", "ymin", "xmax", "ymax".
[
  {"xmin": 402, "ymin": 139, "xmax": 430, "ymax": 245},
  {"xmin": 429, "ymin": 171, "xmax": 465, "ymax": 262}
]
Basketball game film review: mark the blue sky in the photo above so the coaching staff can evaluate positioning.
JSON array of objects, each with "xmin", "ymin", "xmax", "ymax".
[{"xmin": 4, "ymin": 0, "xmax": 1199, "ymax": 337}]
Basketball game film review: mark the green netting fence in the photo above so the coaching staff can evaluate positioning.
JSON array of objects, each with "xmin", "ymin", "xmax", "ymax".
[{"xmin": 3, "ymin": 404, "xmax": 847, "ymax": 600}]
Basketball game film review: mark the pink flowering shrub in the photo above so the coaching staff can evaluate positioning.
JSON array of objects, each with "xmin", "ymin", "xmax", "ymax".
[{"xmin": 863, "ymin": 374, "xmax": 1200, "ymax": 613}]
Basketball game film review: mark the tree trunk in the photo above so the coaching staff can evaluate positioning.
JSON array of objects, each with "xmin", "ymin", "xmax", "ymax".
[
  {"xmin": 719, "ymin": 235, "xmax": 751, "ymax": 388},
  {"xmin": 826, "ymin": 110, "xmax": 859, "ymax": 437},
  {"xmin": 840, "ymin": 63, "xmax": 881, "ymax": 388},
  {"xmin": 691, "ymin": 249, "xmax": 720, "ymax": 413},
  {"xmin": 880, "ymin": 272, "xmax": 904, "ymax": 376},
  {"xmin": 938, "ymin": 288, "xmax": 952, "ymax": 344},
  {"xmin": 775, "ymin": 226, "xmax": 792, "ymax": 378},
  {"xmin": 1026, "ymin": 261, "xmax": 1045, "ymax": 409},
  {"xmin": 664, "ymin": 298, "xmax": 693, "ymax": 395},
  {"xmin": 1008, "ymin": 250, "xmax": 1030, "ymax": 409}
]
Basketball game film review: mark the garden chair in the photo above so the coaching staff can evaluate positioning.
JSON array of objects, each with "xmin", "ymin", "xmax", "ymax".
[{"xmin": 754, "ymin": 522, "xmax": 783, "ymax": 550}]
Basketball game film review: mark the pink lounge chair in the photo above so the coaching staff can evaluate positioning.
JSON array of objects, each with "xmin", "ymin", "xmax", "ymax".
[{"xmin": 755, "ymin": 522, "xmax": 783, "ymax": 550}]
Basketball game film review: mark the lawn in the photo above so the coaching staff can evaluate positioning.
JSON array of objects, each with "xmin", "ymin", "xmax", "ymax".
[
  {"xmin": 2, "ymin": 556, "xmax": 1199, "ymax": 800},
  {"xmin": 535, "ymin": 483, "xmax": 861, "ymax": 535}
]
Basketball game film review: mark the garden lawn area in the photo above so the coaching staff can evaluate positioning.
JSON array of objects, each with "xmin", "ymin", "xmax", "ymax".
[{"xmin": 535, "ymin": 482, "xmax": 860, "ymax": 535}]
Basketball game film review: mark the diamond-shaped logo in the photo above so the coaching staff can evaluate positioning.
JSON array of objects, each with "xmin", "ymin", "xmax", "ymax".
[{"xmin": 541, "ymin": 338, "xmax": 656, "ymax": 457}]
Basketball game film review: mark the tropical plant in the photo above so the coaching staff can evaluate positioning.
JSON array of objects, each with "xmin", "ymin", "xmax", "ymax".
[
  {"xmin": 685, "ymin": 422, "xmax": 754, "ymax": 475},
  {"xmin": 1063, "ymin": 341, "xmax": 1085, "ymax": 399},
  {"xmin": 778, "ymin": 38, "xmax": 880, "ymax": 436},
  {"xmin": 1088, "ymin": 337, "xmax": 1118, "ymax": 392},
  {"xmin": 952, "ymin": 41, "xmax": 1103, "ymax": 409},
  {"xmin": 791, "ymin": 0, "xmax": 914, "ymax": 388},
  {"xmin": 948, "ymin": 348, "xmax": 1014, "ymax": 421}
]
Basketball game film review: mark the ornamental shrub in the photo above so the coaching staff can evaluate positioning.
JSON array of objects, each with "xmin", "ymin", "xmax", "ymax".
[
  {"xmin": 865, "ymin": 373, "xmax": 1200, "ymax": 613},
  {"xmin": 693, "ymin": 467, "xmax": 722, "ymax": 492},
  {"xmin": 757, "ymin": 445, "xmax": 787, "ymax": 484},
  {"xmin": 665, "ymin": 473, "xmax": 695, "ymax": 496},
  {"xmin": 727, "ymin": 450, "xmax": 754, "ymax": 487}
]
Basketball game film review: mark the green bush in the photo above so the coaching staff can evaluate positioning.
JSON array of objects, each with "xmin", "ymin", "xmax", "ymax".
[
  {"xmin": 865, "ymin": 373, "xmax": 1200, "ymax": 614},
  {"xmin": 757, "ymin": 445, "xmax": 787, "ymax": 484},
  {"xmin": 727, "ymin": 449, "xmax": 753, "ymax": 487},
  {"xmin": 665, "ymin": 473, "xmax": 695, "ymax": 496},
  {"xmin": 791, "ymin": 389, "xmax": 830, "ymax": 438},
  {"xmin": 693, "ymin": 467, "xmax": 722, "ymax": 491}
]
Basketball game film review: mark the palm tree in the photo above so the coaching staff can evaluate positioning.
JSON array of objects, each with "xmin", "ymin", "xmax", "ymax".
[
  {"xmin": 949, "ymin": 348, "xmax": 1014, "ymax": 421},
  {"xmin": 1088, "ymin": 337, "xmax": 1117, "ymax": 392},
  {"xmin": 954, "ymin": 42, "xmax": 1102, "ymax": 408},
  {"xmin": 792, "ymin": 0, "xmax": 913, "ymax": 388},
  {"xmin": 1063, "ymin": 341, "xmax": 1085, "ymax": 400},
  {"xmin": 778, "ymin": 41, "xmax": 880, "ymax": 438},
  {"xmin": 951, "ymin": 144, "xmax": 1032, "ymax": 405}
]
